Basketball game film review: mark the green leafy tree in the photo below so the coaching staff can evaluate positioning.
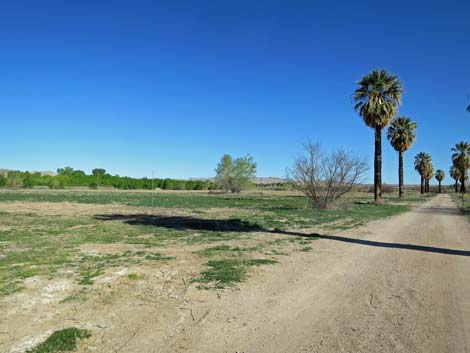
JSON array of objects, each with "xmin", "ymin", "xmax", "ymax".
[
  {"xmin": 215, "ymin": 155, "xmax": 234, "ymax": 192},
  {"xmin": 0, "ymin": 175, "xmax": 7, "ymax": 187},
  {"xmin": 57, "ymin": 166, "xmax": 74, "ymax": 176},
  {"xmin": 22, "ymin": 172, "xmax": 34, "ymax": 188},
  {"xmin": 387, "ymin": 117, "xmax": 417, "ymax": 197},
  {"xmin": 92, "ymin": 168, "xmax": 106, "ymax": 176},
  {"xmin": 435, "ymin": 169, "xmax": 445, "ymax": 194},
  {"xmin": 414, "ymin": 152, "xmax": 432, "ymax": 194},
  {"xmin": 92, "ymin": 168, "xmax": 106, "ymax": 188},
  {"xmin": 451, "ymin": 141, "xmax": 470, "ymax": 193},
  {"xmin": 354, "ymin": 69, "xmax": 403, "ymax": 202},
  {"xmin": 231, "ymin": 155, "xmax": 257, "ymax": 193},
  {"xmin": 6, "ymin": 170, "xmax": 21, "ymax": 186},
  {"xmin": 215, "ymin": 154, "xmax": 257, "ymax": 193}
]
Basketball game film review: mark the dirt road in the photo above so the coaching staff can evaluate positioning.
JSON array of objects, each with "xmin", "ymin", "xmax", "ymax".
[
  {"xmin": 174, "ymin": 194, "xmax": 470, "ymax": 353},
  {"xmin": 4, "ymin": 194, "xmax": 470, "ymax": 353}
]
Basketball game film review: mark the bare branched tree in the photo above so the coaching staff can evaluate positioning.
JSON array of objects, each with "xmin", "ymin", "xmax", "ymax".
[{"xmin": 288, "ymin": 142, "xmax": 368, "ymax": 209}]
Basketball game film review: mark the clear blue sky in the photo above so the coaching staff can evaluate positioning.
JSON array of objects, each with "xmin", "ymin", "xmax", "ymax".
[{"xmin": 2, "ymin": 0, "xmax": 469, "ymax": 184}]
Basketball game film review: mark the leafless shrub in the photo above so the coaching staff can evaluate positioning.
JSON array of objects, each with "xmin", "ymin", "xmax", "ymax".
[{"xmin": 288, "ymin": 142, "xmax": 368, "ymax": 209}]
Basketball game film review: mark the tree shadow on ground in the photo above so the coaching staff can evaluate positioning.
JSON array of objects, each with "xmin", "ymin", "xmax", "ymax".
[
  {"xmin": 280, "ymin": 231, "xmax": 470, "ymax": 257},
  {"xmin": 95, "ymin": 214, "xmax": 264, "ymax": 232},
  {"xmin": 95, "ymin": 214, "xmax": 470, "ymax": 257}
]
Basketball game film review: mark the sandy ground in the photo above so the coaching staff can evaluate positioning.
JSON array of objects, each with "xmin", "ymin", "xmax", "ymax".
[{"xmin": 2, "ymin": 194, "xmax": 470, "ymax": 353}]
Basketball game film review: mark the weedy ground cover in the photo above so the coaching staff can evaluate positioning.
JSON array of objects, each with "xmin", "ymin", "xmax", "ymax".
[{"xmin": 0, "ymin": 189, "xmax": 428, "ymax": 296}]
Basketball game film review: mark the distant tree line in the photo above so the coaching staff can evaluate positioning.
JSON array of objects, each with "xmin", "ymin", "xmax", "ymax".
[{"xmin": 0, "ymin": 167, "xmax": 216, "ymax": 191}]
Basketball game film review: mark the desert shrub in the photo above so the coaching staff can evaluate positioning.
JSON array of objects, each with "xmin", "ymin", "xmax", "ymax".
[
  {"xmin": 288, "ymin": 141, "xmax": 368, "ymax": 209},
  {"xmin": 381, "ymin": 184, "xmax": 395, "ymax": 193}
]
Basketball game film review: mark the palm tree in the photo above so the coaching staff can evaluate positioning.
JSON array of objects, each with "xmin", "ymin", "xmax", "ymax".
[
  {"xmin": 451, "ymin": 141, "xmax": 470, "ymax": 193},
  {"xmin": 414, "ymin": 152, "xmax": 432, "ymax": 194},
  {"xmin": 423, "ymin": 162, "xmax": 434, "ymax": 193},
  {"xmin": 450, "ymin": 165, "xmax": 462, "ymax": 193},
  {"xmin": 387, "ymin": 117, "xmax": 417, "ymax": 197},
  {"xmin": 354, "ymin": 70, "xmax": 403, "ymax": 202},
  {"xmin": 435, "ymin": 169, "xmax": 445, "ymax": 193}
]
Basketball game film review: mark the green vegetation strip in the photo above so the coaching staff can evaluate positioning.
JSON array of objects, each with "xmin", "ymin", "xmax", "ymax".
[{"xmin": 26, "ymin": 328, "xmax": 91, "ymax": 353}]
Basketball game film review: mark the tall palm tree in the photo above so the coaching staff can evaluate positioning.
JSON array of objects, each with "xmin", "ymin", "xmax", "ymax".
[
  {"xmin": 451, "ymin": 141, "xmax": 470, "ymax": 193},
  {"xmin": 435, "ymin": 169, "xmax": 445, "ymax": 193},
  {"xmin": 414, "ymin": 152, "xmax": 432, "ymax": 194},
  {"xmin": 387, "ymin": 117, "xmax": 417, "ymax": 197},
  {"xmin": 354, "ymin": 69, "xmax": 403, "ymax": 202},
  {"xmin": 423, "ymin": 162, "xmax": 434, "ymax": 193},
  {"xmin": 450, "ymin": 165, "xmax": 462, "ymax": 193}
]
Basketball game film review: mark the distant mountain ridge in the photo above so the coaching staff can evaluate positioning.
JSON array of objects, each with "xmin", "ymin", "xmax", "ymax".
[{"xmin": 251, "ymin": 177, "xmax": 290, "ymax": 185}]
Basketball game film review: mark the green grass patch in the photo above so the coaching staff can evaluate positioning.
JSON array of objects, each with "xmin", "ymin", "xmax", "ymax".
[
  {"xmin": 196, "ymin": 245, "xmax": 260, "ymax": 258},
  {"xmin": 237, "ymin": 203, "xmax": 410, "ymax": 231},
  {"xmin": 76, "ymin": 251, "xmax": 173, "ymax": 285},
  {"xmin": 26, "ymin": 328, "xmax": 91, "ymax": 353},
  {"xmin": 194, "ymin": 258, "xmax": 277, "ymax": 289},
  {"xmin": 298, "ymin": 246, "xmax": 313, "ymax": 252},
  {"xmin": 127, "ymin": 273, "xmax": 144, "ymax": 280}
]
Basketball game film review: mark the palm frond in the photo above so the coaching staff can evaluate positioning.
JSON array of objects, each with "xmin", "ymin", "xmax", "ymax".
[
  {"xmin": 353, "ymin": 69, "xmax": 403, "ymax": 129},
  {"xmin": 387, "ymin": 116, "xmax": 417, "ymax": 152}
]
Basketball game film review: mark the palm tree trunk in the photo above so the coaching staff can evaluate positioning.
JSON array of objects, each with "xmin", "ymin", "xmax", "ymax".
[
  {"xmin": 425, "ymin": 179, "xmax": 429, "ymax": 193},
  {"xmin": 455, "ymin": 180, "xmax": 458, "ymax": 192},
  {"xmin": 438, "ymin": 181, "xmax": 442, "ymax": 193},
  {"xmin": 420, "ymin": 176, "xmax": 424, "ymax": 194},
  {"xmin": 398, "ymin": 151, "xmax": 404, "ymax": 197},
  {"xmin": 374, "ymin": 127, "xmax": 382, "ymax": 201},
  {"xmin": 461, "ymin": 175, "xmax": 467, "ymax": 193}
]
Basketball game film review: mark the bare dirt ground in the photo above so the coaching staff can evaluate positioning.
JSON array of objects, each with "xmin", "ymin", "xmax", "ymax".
[{"xmin": 2, "ymin": 194, "xmax": 470, "ymax": 353}]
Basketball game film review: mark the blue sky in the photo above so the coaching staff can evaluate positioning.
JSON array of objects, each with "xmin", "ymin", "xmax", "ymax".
[{"xmin": 1, "ymin": 0, "xmax": 469, "ymax": 184}]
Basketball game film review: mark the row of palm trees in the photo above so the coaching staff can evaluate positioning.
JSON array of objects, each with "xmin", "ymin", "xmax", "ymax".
[
  {"xmin": 412, "ymin": 142, "xmax": 470, "ymax": 195},
  {"xmin": 414, "ymin": 152, "xmax": 433, "ymax": 194},
  {"xmin": 353, "ymin": 69, "xmax": 469, "ymax": 200},
  {"xmin": 450, "ymin": 141, "xmax": 470, "ymax": 193}
]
